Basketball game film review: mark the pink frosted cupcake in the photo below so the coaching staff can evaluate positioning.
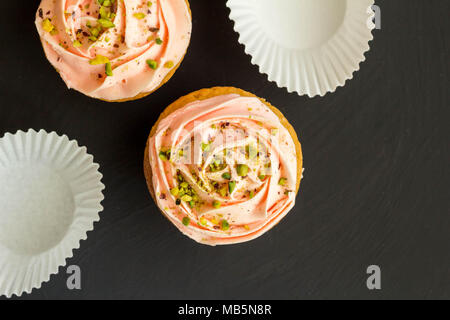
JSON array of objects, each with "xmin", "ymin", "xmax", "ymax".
[
  {"xmin": 35, "ymin": 0, "xmax": 192, "ymax": 102},
  {"xmin": 144, "ymin": 87, "xmax": 303, "ymax": 246}
]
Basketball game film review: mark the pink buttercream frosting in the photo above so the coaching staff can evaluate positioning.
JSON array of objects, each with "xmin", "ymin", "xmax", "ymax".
[
  {"xmin": 149, "ymin": 94, "xmax": 299, "ymax": 245},
  {"xmin": 35, "ymin": 0, "xmax": 191, "ymax": 101}
]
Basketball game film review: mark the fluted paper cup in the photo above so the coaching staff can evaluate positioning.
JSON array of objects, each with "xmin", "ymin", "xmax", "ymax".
[
  {"xmin": 227, "ymin": 0, "xmax": 375, "ymax": 97},
  {"xmin": 0, "ymin": 129, "xmax": 104, "ymax": 297}
]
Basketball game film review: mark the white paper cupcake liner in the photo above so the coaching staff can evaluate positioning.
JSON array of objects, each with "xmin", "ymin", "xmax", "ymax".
[
  {"xmin": 227, "ymin": 0, "xmax": 375, "ymax": 97},
  {"xmin": 0, "ymin": 129, "xmax": 104, "ymax": 298}
]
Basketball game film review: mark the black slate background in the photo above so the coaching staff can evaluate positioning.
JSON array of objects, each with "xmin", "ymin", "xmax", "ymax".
[{"xmin": 0, "ymin": 0, "xmax": 449, "ymax": 300}]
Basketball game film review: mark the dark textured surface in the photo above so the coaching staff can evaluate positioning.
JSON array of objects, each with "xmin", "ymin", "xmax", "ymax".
[{"xmin": 0, "ymin": 0, "xmax": 449, "ymax": 300}]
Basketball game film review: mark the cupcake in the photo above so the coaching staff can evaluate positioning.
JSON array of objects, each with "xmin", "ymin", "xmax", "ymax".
[
  {"xmin": 144, "ymin": 87, "xmax": 303, "ymax": 245},
  {"xmin": 35, "ymin": 0, "xmax": 192, "ymax": 102}
]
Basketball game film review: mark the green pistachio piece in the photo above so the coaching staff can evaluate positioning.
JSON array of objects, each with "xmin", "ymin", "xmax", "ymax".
[
  {"xmin": 99, "ymin": 6, "xmax": 109, "ymax": 19},
  {"xmin": 213, "ymin": 200, "xmax": 221, "ymax": 209},
  {"xmin": 42, "ymin": 19, "xmax": 54, "ymax": 33},
  {"xmin": 133, "ymin": 12, "xmax": 146, "ymax": 19},
  {"xmin": 170, "ymin": 187, "xmax": 179, "ymax": 196},
  {"xmin": 105, "ymin": 62, "xmax": 113, "ymax": 76},
  {"xmin": 98, "ymin": 18, "xmax": 115, "ymax": 28},
  {"xmin": 228, "ymin": 181, "xmax": 236, "ymax": 194},
  {"xmin": 219, "ymin": 187, "xmax": 227, "ymax": 197},
  {"xmin": 89, "ymin": 55, "xmax": 110, "ymax": 65},
  {"xmin": 246, "ymin": 145, "xmax": 257, "ymax": 159},
  {"xmin": 182, "ymin": 217, "xmax": 190, "ymax": 226},
  {"xmin": 201, "ymin": 142, "xmax": 210, "ymax": 152},
  {"xmin": 181, "ymin": 195, "xmax": 192, "ymax": 202},
  {"xmin": 180, "ymin": 182, "xmax": 189, "ymax": 189},
  {"xmin": 236, "ymin": 164, "xmax": 249, "ymax": 177},
  {"xmin": 90, "ymin": 27, "xmax": 100, "ymax": 37},
  {"xmin": 146, "ymin": 59, "xmax": 158, "ymax": 70},
  {"xmin": 278, "ymin": 177, "xmax": 287, "ymax": 186},
  {"xmin": 221, "ymin": 219, "xmax": 230, "ymax": 231},
  {"xmin": 158, "ymin": 150, "xmax": 168, "ymax": 161},
  {"xmin": 164, "ymin": 60, "xmax": 174, "ymax": 69},
  {"xmin": 221, "ymin": 172, "xmax": 231, "ymax": 180}
]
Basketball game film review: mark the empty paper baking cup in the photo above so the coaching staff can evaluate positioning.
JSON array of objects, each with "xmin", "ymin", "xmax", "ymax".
[
  {"xmin": 227, "ymin": 0, "xmax": 375, "ymax": 97},
  {"xmin": 0, "ymin": 130, "xmax": 104, "ymax": 297}
]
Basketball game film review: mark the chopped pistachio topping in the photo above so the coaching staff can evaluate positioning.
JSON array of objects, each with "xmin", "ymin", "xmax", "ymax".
[
  {"xmin": 105, "ymin": 62, "xmax": 113, "ymax": 76},
  {"xmin": 228, "ymin": 181, "xmax": 236, "ymax": 194},
  {"xmin": 90, "ymin": 27, "xmax": 100, "ymax": 37},
  {"xmin": 133, "ymin": 12, "xmax": 146, "ymax": 20},
  {"xmin": 201, "ymin": 142, "xmax": 210, "ymax": 152},
  {"xmin": 236, "ymin": 164, "xmax": 249, "ymax": 177},
  {"xmin": 99, "ymin": 6, "xmax": 109, "ymax": 19},
  {"xmin": 98, "ymin": 18, "xmax": 115, "ymax": 28},
  {"xmin": 209, "ymin": 160, "xmax": 226, "ymax": 173},
  {"xmin": 181, "ymin": 195, "xmax": 192, "ymax": 202},
  {"xmin": 164, "ymin": 61, "xmax": 174, "ymax": 68},
  {"xmin": 200, "ymin": 217, "xmax": 207, "ymax": 226},
  {"xmin": 258, "ymin": 174, "xmax": 266, "ymax": 181},
  {"xmin": 42, "ymin": 19, "xmax": 55, "ymax": 33},
  {"xmin": 170, "ymin": 187, "xmax": 179, "ymax": 196},
  {"xmin": 73, "ymin": 40, "xmax": 82, "ymax": 48},
  {"xmin": 182, "ymin": 217, "xmax": 190, "ymax": 226},
  {"xmin": 246, "ymin": 144, "xmax": 258, "ymax": 159},
  {"xmin": 221, "ymin": 172, "xmax": 231, "ymax": 180},
  {"xmin": 213, "ymin": 200, "xmax": 221, "ymax": 209},
  {"xmin": 158, "ymin": 150, "xmax": 168, "ymax": 161},
  {"xmin": 147, "ymin": 1, "xmax": 153, "ymax": 7},
  {"xmin": 155, "ymin": 38, "xmax": 163, "ymax": 45},
  {"xmin": 89, "ymin": 55, "xmax": 110, "ymax": 65},
  {"xmin": 221, "ymin": 219, "xmax": 230, "ymax": 231},
  {"xmin": 219, "ymin": 187, "xmax": 227, "ymax": 197},
  {"xmin": 278, "ymin": 177, "xmax": 287, "ymax": 186},
  {"xmin": 146, "ymin": 59, "xmax": 158, "ymax": 70},
  {"xmin": 249, "ymin": 191, "xmax": 255, "ymax": 199}
]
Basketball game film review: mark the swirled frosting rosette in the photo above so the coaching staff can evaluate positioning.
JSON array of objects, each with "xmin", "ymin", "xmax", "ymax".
[
  {"xmin": 35, "ymin": 0, "xmax": 192, "ymax": 102},
  {"xmin": 145, "ymin": 87, "xmax": 303, "ymax": 245}
]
